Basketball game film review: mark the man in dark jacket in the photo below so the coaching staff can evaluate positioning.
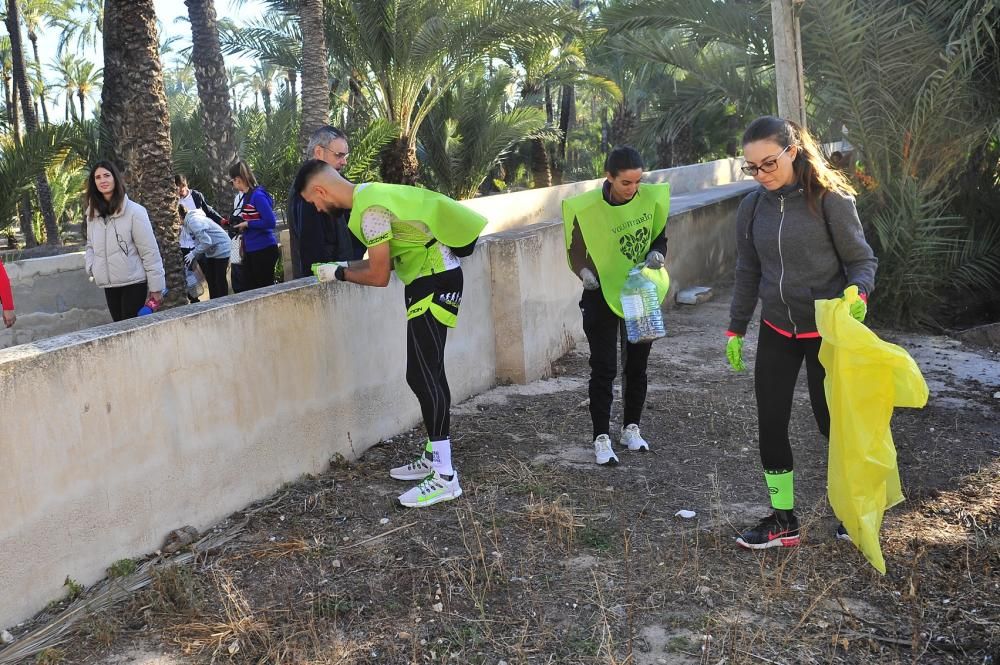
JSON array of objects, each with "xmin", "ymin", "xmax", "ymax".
[{"xmin": 288, "ymin": 126, "xmax": 365, "ymax": 278}]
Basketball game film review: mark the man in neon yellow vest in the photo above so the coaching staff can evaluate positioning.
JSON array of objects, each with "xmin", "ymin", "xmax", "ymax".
[
  {"xmin": 562, "ymin": 146, "xmax": 671, "ymax": 465},
  {"xmin": 293, "ymin": 159, "xmax": 486, "ymax": 508}
]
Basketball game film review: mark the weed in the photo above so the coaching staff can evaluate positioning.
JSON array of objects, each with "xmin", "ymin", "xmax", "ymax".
[
  {"xmin": 63, "ymin": 577, "xmax": 84, "ymax": 601},
  {"xmin": 107, "ymin": 558, "xmax": 137, "ymax": 578},
  {"xmin": 579, "ymin": 525, "xmax": 613, "ymax": 552},
  {"xmin": 34, "ymin": 648, "xmax": 65, "ymax": 664}
]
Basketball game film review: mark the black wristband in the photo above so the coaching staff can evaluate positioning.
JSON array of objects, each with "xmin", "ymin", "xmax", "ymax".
[{"xmin": 335, "ymin": 266, "xmax": 346, "ymax": 282}]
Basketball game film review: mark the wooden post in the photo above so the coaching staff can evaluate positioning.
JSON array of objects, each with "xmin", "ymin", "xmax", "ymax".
[{"xmin": 770, "ymin": 0, "xmax": 807, "ymax": 128}]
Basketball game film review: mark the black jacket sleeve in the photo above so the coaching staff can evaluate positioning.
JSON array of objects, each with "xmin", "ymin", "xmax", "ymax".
[
  {"xmin": 192, "ymin": 190, "xmax": 224, "ymax": 224},
  {"xmin": 728, "ymin": 191, "xmax": 762, "ymax": 335}
]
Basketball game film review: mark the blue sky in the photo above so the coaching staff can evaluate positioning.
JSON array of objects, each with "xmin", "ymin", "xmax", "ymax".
[{"xmin": 34, "ymin": 0, "xmax": 266, "ymax": 78}]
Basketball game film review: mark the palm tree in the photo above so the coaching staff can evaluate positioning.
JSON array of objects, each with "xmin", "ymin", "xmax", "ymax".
[
  {"xmin": 101, "ymin": 0, "xmax": 184, "ymax": 303},
  {"xmin": 418, "ymin": 68, "xmax": 551, "ymax": 199},
  {"xmin": 298, "ymin": 0, "xmax": 328, "ymax": 149},
  {"xmin": 72, "ymin": 57, "xmax": 100, "ymax": 119},
  {"xmin": 512, "ymin": 37, "xmax": 619, "ymax": 187},
  {"xmin": 51, "ymin": 0, "xmax": 101, "ymax": 56},
  {"xmin": 600, "ymin": 0, "xmax": 774, "ymax": 156},
  {"xmin": 803, "ymin": 0, "xmax": 1000, "ymax": 325},
  {"xmin": 227, "ymin": 64, "xmax": 253, "ymax": 112},
  {"xmin": 20, "ymin": 0, "xmax": 73, "ymax": 126},
  {"xmin": 250, "ymin": 61, "xmax": 277, "ymax": 116},
  {"xmin": 326, "ymin": 0, "xmax": 580, "ymax": 184},
  {"xmin": 5, "ymin": 0, "xmax": 59, "ymax": 245},
  {"xmin": 184, "ymin": 0, "xmax": 238, "ymax": 206}
]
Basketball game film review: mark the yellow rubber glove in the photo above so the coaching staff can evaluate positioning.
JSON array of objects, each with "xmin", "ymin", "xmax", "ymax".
[
  {"xmin": 726, "ymin": 335, "xmax": 745, "ymax": 372},
  {"xmin": 842, "ymin": 284, "xmax": 867, "ymax": 323}
]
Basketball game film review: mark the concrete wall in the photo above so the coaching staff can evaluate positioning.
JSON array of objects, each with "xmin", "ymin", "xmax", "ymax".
[
  {"xmin": 0, "ymin": 253, "xmax": 111, "ymax": 350},
  {"xmin": 0, "ymin": 169, "xmax": 750, "ymax": 630},
  {"xmin": 464, "ymin": 157, "xmax": 750, "ymax": 236}
]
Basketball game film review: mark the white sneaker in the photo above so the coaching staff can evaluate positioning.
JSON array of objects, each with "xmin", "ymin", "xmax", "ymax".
[
  {"xmin": 594, "ymin": 434, "xmax": 619, "ymax": 465},
  {"xmin": 398, "ymin": 470, "xmax": 463, "ymax": 508},
  {"xmin": 390, "ymin": 454, "xmax": 434, "ymax": 481},
  {"xmin": 620, "ymin": 424, "xmax": 649, "ymax": 451}
]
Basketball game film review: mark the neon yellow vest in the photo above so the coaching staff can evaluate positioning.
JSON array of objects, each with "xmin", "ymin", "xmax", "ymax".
[
  {"xmin": 562, "ymin": 182, "xmax": 671, "ymax": 317},
  {"xmin": 348, "ymin": 183, "xmax": 487, "ymax": 286}
]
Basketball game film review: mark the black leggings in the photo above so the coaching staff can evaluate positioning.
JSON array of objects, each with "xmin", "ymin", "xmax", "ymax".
[
  {"xmin": 404, "ymin": 269, "xmax": 463, "ymax": 441},
  {"xmin": 198, "ymin": 256, "xmax": 230, "ymax": 299},
  {"xmin": 242, "ymin": 245, "xmax": 279, "ymax": 291},
  {"xmin": 104, "ymin": 281, "xmax": 148, "ymax": 322},
  {"xmin": 580, "ymin": 288, "xmax": 653, "ymax": 439},
  {"xmin": 754, "ymin": 323, "xmax": 830, "ymax": 472}
]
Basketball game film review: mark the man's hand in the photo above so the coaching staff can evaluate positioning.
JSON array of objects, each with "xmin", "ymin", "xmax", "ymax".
[
  {"xmin": 149, "ymin": 291, "xmax": 163, "ymax": 306},
  {"xmin": 726, "ymin": 335, "xmax": 745, "ymax": 372},
  {"xmin": 645, "ymin": 251, "xmax": 664, "ymax": 270},
  {"xmin": 2, "ymin": 309, "xmax": 15, "ymax": 328},
  {"xmin": 233, "ymin": 221, "xmax": 249, "ymax": 232},
  {"xmin": 579, "ymin": 268, "xmax": 600, "ymax": 291},
  {"xmin": 842, "ymin": 284, "xmax": 867, "ymax": 322},
  {"xmin": 313, "ymin": 261, "xmax": 349, "ymax": 283}
]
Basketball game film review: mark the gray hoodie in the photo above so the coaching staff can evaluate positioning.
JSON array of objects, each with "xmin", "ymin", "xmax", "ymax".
[{"xmin": 729, "ymin": 184, "xmax": 877, "ymax": 336}]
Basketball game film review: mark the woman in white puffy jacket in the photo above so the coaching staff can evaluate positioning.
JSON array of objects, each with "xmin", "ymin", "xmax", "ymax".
[{"xmin": 84, "ymin": 160, "xmax": 166, "ymax": 321}]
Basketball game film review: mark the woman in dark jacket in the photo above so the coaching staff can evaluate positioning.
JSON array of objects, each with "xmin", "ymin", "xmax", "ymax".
[
  {"xmin": 229, "ymin": 160, "xmax": 279, "ymax": 291},
  {"xmin": 726, "ymin": 116, "xmax": 878, "ymax": 550}
]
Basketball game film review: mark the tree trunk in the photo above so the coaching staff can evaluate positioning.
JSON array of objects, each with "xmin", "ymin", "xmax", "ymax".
[
  {"xmin": 185, "ymin": 0, "xmax": 238, "ymax": 207},
  {"xmin": 102, "ymin": 0, "xmax": 185, "ymax": 306},
  {"xmin": 286, "ymin": 67, "xmax": 297, "ymax": 106},
  {"xmin": 609, "ymin": 102, "xmax": 636, "ymax": 148},
  {"xmin": 554, "ymin": 83, "xmax": 574, "ymax": 184},
  {"xmin": 298, "ymin": 0, "xmax": 328, "ymax": 152},
  {"xmin": 28, "ymin": 32, "xmax": 49, "ymax": 125},
  {"xmin": 9, "ymin": 78, "xmax": 37, "ymax": 248},
  {"xmin": 77, "ymin": 91, "xmax": 86, "ymax": 120},
  {"xmin": 6, "ymin": 0, "xmax": 59, "ymax": 245},
  {"xmin": 530, "ymin": 137, "xmax": 551, "ymax": 188},
  {"xmin": 380, "ymin": 135, "xmax": 419, "ymax": 185},
  {"xmin": 3, "ymin": 74, "xmax": 12, "ymax": 125}
]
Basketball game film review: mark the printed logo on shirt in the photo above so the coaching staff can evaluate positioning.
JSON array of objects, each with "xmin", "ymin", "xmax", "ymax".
[{"xmin": 618, "ymin": 226, "xmax": 650, "ymax": 264}]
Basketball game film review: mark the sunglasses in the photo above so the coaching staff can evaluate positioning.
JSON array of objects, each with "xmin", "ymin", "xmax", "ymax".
[{"xmin": 741, "ymin": 145, "xmax": 791, "ymax": 176}]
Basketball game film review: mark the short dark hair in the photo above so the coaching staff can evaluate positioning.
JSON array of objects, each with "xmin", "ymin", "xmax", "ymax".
[
  {"xmin": 293, "ymin": 158, "xmax": 333, "ymax": 195},
  {"xmin": 173, "ymin": 173, "xmax": 188, "ymax": 187},
  {"xmin": 85, "ymin": 160, "xmax": 127, "ymax": 218},
  {"xmin": 604, "ymin": 146, "xmax": 643, "ymax": 176}
]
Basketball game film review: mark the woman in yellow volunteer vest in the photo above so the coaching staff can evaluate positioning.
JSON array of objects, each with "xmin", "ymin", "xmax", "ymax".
[
  {"xmin": 293, "ymin": 159, "xmax": 486, "ymax": 508},
  {"xmin": 562, "ymin": 147, "xmax": 671, "ymax": 465}
]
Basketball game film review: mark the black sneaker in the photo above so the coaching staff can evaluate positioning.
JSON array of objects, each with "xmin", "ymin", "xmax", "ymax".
[
  {"xmin": 835, "ymin": 523, "xmax": 852, "ymax": 542},
  {"xmin": 736, "ymin": 510, "xmax": 800, "ymax": 549}
]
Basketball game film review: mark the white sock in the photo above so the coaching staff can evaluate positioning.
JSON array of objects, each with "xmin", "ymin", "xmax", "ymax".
[{"xmin": 429, "ymin": 438, "xmax": 454, "ymax": 477}]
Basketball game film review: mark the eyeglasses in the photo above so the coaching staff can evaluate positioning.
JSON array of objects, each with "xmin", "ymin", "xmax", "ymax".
[
  {"xmin": 741, "ymin": 145, "xmax": 790, "ymax": 176},
  {"xmin": 321, "ymin": 145, "xmax": 349, "ymax": 161}
]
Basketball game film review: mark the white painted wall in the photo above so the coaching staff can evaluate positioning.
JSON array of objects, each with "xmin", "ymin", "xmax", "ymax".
[{"xmin": 0, "ymin": 169, "xmax": 750, "ymax": 630}]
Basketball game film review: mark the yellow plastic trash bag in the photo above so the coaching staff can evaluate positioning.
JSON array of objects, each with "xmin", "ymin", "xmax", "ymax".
[
  {"xmin": 639, "ymin": 265, "xmax": 670, "ymax": 304},
  {"xmin": 815, "ymin": 288, "xmax": 929, "ymax": 574}
]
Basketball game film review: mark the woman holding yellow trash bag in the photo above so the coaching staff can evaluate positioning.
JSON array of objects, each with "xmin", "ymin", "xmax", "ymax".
[{"xmin": 725, "ymin": 116, "xmax": 878, "ymax": 549}]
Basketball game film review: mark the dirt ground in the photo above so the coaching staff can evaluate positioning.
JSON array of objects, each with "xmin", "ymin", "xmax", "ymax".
[{"xmin": 5, "ymin": 290, "xmax": 998, "ymax": 665}]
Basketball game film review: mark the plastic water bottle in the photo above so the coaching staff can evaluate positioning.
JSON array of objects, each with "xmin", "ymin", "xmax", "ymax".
[
  {"xmin": 620, "ymin": 267, "xmax": 665, "ymax": 343},
  {"xmin": 137, "ymin": 289, "xmax": 169, "ymax": 316}
]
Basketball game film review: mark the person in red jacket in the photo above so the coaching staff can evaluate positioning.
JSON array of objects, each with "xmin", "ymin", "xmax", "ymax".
[{"xmin": 0, "ymin": 258, "xmax": 15, "ymax": 328}]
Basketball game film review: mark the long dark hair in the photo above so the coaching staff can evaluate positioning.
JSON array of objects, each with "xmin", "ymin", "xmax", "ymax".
[
  {"xmin": 742, "ymin": 116, "xmax": 856, "ymax": 212},
  {"xmin": 85, "ymin": 160, "xmax": 127, "ymax": 219},
  {"xmin": 228, "ymin": 160, "xmax": 258, "ymax": 191}
]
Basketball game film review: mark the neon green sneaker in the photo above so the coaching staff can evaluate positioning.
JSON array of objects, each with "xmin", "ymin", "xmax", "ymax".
[{"xmin": 398, "ymin": 470, "xmax": 463, "ymax": 508}]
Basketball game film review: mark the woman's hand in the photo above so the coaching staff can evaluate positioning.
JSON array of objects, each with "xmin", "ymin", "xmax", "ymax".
[
  {"xmin": 2, "ymin": 309, "xmax": 15, "ymax": 328},
  {"xmin": 149, "ymin": 291, "xmax": 163, "ymax": 306},
  {"xmin": 233, "ymin": 221, "xmax": 249, "ymax": 231}
]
